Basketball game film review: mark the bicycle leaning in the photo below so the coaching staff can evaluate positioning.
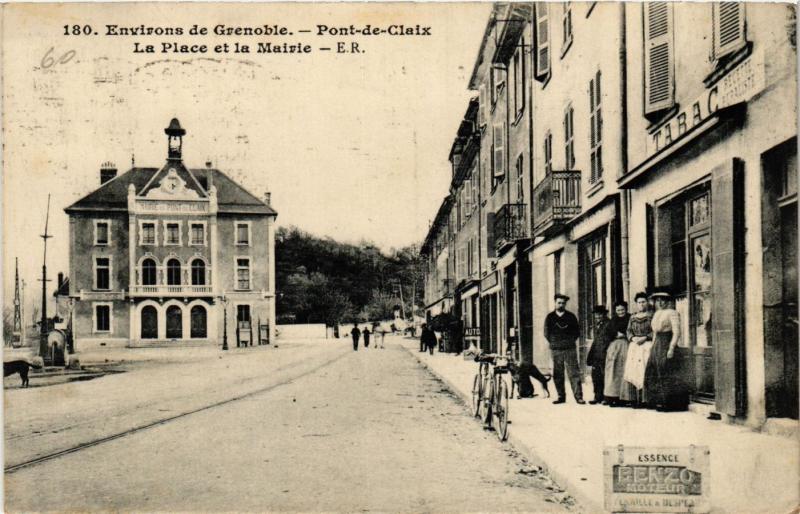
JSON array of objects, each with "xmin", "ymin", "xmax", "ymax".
[{"xmin": 470, "ymin": 352, "xmax": 510, "ymax": 441}]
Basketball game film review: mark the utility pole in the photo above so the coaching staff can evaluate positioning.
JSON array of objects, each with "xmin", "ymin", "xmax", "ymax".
[
  {"xmin": 39, "ymin": 195, "xmax": 53, "ymax": 362},
  {"xmin": 12, "ymin": 258, "xmax": 22, "ymax": 346}
]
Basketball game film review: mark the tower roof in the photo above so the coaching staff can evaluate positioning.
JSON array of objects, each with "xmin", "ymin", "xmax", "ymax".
[{"xmin": 165, "ymin": 118, "xmax": 186, "ymax": 136}]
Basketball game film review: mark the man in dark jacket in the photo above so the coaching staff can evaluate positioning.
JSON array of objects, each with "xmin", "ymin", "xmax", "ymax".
[
  {"xmin": 350, "ymin": 324, "xmax": 361, "ymax": 351},
  {"xmin": 420, "ymin": 324, "xmax": 437, "ymax": 355},
  {"xmin": 544, "ymin": 294, "xmax": 585, "ymax": 404},
  {"xmin": 586, "ymin": 305, "xmax": 613, "ymax": 404}
]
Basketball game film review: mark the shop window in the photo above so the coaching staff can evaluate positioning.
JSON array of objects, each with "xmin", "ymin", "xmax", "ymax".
[{"xmin": 580, "ymin": 230, "xmax": 607, "ymax": 339}]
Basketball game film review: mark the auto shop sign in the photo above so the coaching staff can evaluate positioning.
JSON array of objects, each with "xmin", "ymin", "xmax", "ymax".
[{"xmin": 604, "ymin": 445, "xmax": 710, "ymax": 513}]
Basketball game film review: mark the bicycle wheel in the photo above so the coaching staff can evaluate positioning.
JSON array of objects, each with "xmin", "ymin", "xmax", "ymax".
[
  {"xmin": 471, "ymin": 374, "xmax": 483, "ymax": 418},
  {"xmin": 494, "ymin": 378, "xmax": 509, "ymax": 441},
  {"xmin": 482, "ymin": 376, "xmax": 494, "ymax": 426}
]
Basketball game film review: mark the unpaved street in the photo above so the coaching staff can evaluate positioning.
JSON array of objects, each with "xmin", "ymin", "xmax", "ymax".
[{"xmin": 5, "ymin": 338, "xmax": 574, "ymax": 512}]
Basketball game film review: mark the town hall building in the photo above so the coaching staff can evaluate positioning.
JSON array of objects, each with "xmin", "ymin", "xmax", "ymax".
[{"xmin": 64, "ymin": 119, "xmax": 277, "ymax": 348}]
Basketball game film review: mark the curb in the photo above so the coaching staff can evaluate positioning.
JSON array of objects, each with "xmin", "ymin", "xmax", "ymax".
[{"xmin": 403, "ymin": 345, "xmax": 603, "ymax": 514}]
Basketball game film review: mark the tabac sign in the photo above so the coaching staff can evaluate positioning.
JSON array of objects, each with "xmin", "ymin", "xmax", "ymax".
[
  {"xmin": 647, "ymin": 49, "xmax": 765, "ymax": 159},
  {"xmin": 604, "ymin": 445, "xmax": 710, "ymax": 513}
]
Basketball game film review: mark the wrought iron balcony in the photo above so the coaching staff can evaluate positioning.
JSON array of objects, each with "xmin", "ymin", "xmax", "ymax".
[
  {"xmin": 493, "ymin": 203, "xmax": 528, "ymax": 252},
  {"xmin": 532, "ymin": 170, "xmax": 582, "ymax": 237}
]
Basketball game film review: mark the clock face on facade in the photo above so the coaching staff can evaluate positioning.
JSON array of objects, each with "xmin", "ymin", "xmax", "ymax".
[{"xmin": 164, "ymin": 169, "xmax": 180, "ymax": 193}]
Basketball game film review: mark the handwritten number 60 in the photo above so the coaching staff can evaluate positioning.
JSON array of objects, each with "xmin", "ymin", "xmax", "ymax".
[{"xmin": 41, "ymin": 47, "xmax": 76, "ymax": 69}]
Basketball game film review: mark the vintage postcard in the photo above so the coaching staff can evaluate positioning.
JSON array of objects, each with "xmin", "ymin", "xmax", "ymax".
[{"xmin": 2, "ymin": 2, "xmax": 798, "ymax": 513}]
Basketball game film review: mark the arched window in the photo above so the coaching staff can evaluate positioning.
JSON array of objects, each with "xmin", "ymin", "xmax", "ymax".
[
  {"xmin": 166, "ymin": 305, "xmax": 182, "ymax": 339},
  {"xmin": 167, "ymin": 259, "xmax": 181, "ymax": 286},
  {"xmin": 142, "ymin": 259, "xmax": 157, "ymax": 286},
  {"xmin": 190, "ymin": 305, "xmax": 207, "ymax": 338},
  {"xmin": 191, "ymin": 259, "xmax": 206, "ymax": 286},
  {"xmin": 141, "ymin": 306, "xmax": 158, "ymax": 339}
]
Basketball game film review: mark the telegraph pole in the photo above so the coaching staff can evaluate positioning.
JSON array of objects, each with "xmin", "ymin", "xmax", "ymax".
[
  {"xmin": 12, "ymin": 258, "xmax": 22, "ymax": 346},
  {"xmin": 39, "ymin": 195, "xmax": 53, "ymax": 362}
]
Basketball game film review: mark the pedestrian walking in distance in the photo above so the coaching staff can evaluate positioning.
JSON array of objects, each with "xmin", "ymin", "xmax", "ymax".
[
  {"xmin": 544, "ymin": 294, "xmax": 585, "ymax": 405},
  {"xmin": 586, "ymin": 305, "xmax": 612, "ymax": 405},
  {"xmin": 350, "ymin": 324, "xmax": 361, "ymax": 351},
  {"xmin": 421, "ymin": 323, "xmax": 437, "ymax": 355},
  {"xmin": 363, "ymin": 326, "xmax": 371, "ymax": 348}
]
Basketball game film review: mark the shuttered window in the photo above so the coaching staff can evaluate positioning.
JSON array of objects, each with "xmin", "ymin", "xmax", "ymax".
[
  {"xmin": 479, "ymin": 83, "xmax": 487, "ymax": 127},
  {"xmin": 535, "ymin": 3, "xmax": 551, "ymax": 80},
  {"xmin": 513, "ymin": 46, "xmax": 525, "ymax": 117},
  {"xmin": 589, "ymin": 71, "xmax": 603, "ymax": 183},
  {"xmin": 544, "ymin": 131, "xmax": 553, "ymax": 176},
  {"xmin": 562, "ymin": 2, "xmax": 573, "ymax": 52},
  {"xmin": 564, "ymin": 103, "xmax": 575, "ymax": 169},
  {"xmin": 516, "ymin": 154, "xmax": 524, "ymax": 202},
  {"xmin": 713, "ymin": 2, "xmax": 746, "ymax": 60},
  {"xmin": 493, "ymin": 122, "xmax": 505, "ymax": 178},
  {"xmin": 643, "ymin": 2, "xmax": 675, "ymax": 114}
]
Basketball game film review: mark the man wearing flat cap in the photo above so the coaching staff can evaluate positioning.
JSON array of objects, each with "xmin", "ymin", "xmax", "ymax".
[
  {"xmin": 544, "ymin": 293, "xmax": 585, "ymax": 404},
  {"xmin": 586, "ymin": 305, "xmax": 613, "ymax": 404}
]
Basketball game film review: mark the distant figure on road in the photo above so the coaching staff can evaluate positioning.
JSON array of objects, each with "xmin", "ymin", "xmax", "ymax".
[
  {"xmin": 350, "ymin": 324, "xmax": 361, "ymax": 351},
  {"xmin": 363, "ymin": 326, "xmax": 371, "ymax": 348},
  {"xmin": 420, "ymin": 324, "xmax": 437, "ymax": 355}
]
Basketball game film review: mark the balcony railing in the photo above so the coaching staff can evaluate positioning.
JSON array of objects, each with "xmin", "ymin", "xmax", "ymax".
[
  {"xmin": 130, "ymin": 285, "xmax": 214, "ymax": 296},
  {"xmin": 493, "ymin": 203, "xmax": 528, "ymax": 252},
  {"xmin": 532, "ymin": 170, "xmax": 582, "ymax": 237}
]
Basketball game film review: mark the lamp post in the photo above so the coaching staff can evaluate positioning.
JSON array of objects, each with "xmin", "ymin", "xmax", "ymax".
[{"xmin": 220, "ymin": 295, "xmax": 229, "ymax": 351}]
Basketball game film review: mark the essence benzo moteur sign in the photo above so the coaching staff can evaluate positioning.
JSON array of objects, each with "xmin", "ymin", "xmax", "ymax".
[{"xmin": 604, "ymin": 445, "xmax": 710, "ymax": 513}]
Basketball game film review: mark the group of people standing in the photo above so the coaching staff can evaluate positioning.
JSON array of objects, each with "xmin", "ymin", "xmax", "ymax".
[
  {"xmin": 350, "ymin": 324, "xmax": 386, "ymax": 351},
  {"xmin": 544, "ymin": 289, "xmax": 689, "ymax": 411}
]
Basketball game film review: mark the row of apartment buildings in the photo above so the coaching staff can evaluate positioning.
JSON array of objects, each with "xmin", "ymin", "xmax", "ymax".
[{"xmin": 421, "ymin": 2, "xmax": 797, "ymax": 428}]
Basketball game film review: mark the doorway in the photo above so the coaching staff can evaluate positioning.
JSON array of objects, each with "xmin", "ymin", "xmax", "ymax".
[
  {"xmin": 762, "ymin": 141, "xmax": 798, "ymax": 419},
  {"xmin": 141, "ymin": 306, "xmax": 158, "ymax": 339},
  {"xmin": 166, "ymin": 305, "xmax": 183, "ymax": 339}
]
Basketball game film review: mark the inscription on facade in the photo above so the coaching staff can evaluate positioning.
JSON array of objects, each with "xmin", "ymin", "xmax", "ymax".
[{"xmin": 648, "ymin": 50, "xmax": 765, "ymax": 158}]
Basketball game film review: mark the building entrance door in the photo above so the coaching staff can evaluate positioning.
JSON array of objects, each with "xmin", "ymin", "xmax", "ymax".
[
  {"xmin": 762, "ymin": 141, "xmax": 797, "ymax": 419},
  {"xmin": 166, "ymin": 306, "xmax": 182, "ymax": 339},
  {"xmin": 141, "ymin": 306, "xmax": 158, "ymax": 339}
]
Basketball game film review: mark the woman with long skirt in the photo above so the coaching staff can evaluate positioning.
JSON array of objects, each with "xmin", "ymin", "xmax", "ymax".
[
  {"xmin": 644, "ymin": 289, "xmax": 689, "ymax": 411},
  {"xmin": 624, "ymin": 292, "xmax": 654, "ymax": 408},
  {"xmin": 603, "ymin": 301, "xmax": 633, "ymax": 406}
]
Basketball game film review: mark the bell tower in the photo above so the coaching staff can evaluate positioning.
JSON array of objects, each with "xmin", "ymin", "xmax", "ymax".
[{"xmin": 165, "ymin": 118, "xmax": 186, "ymax": 161}]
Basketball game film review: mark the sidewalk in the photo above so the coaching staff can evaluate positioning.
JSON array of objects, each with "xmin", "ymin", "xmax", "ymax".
[{"xmin": 401, "ymin": 341, "xmax": 798, "ymax": 514}]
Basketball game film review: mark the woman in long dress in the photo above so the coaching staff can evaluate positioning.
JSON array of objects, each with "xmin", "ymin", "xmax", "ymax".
[
  {"xmin": 624, "ymin": 292, "xmax": 654, "ymax": 408},
  {"xmin": 644, "ymin": 289, "xmax": 689, "ymax": 411},
  {"xmin": 603, "ymin": 302, "xmax": 633, "ymax": 406}
]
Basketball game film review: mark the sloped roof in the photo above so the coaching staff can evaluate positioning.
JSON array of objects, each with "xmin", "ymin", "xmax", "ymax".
[{"xmin": 65, "ymin": 164, "xmax": 276, "ymax": 216}]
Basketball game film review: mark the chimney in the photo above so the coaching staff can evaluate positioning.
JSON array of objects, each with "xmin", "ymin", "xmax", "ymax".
[
  {"xmin": 263, "ymin": 192, "xmax": 272, "ymax": 205},
  {"xmin": 100, "ymin": 161, "xmax": 117, "ymax": 184},
  {"xmin": 205, "ymin": 160, "xmax": 213, "ymax": 168},
  {"xmin": 57, "ymin": 273, "xmax": 64, "ymax": 292}
]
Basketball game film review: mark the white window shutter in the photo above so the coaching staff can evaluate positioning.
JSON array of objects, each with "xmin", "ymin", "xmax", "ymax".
[
  {"xmin": 714, "ymin": 2, "xmax": 746, "ymax": 60},
  {"xmin": 535, "ymin": 3, "xmax": 550, "ymax": 79},
  {"xmin": 493, "ymin": 123, "xmax": 505, "ymax": 177},
  {"xmin": 644, "ymin": 2, "xmax": 675, "ymax": 114},
  {"xmin": 479, "ymin": 83, "xmax": 487, "ymax": 127}
]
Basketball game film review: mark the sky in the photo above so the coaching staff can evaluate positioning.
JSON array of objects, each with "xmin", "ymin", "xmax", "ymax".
[{"xmin": 2, "ymin": 2, "xmax": 492, "ymax": 313}]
